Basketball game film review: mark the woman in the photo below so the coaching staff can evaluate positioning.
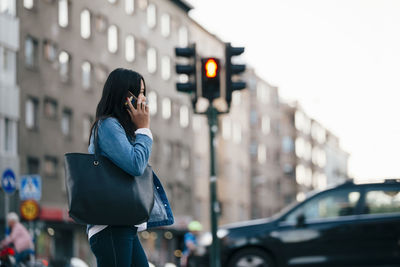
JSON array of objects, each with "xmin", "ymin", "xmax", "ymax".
[{"xmin": 87, "ymin": 68, "xmax": 174, "ymax": 266}]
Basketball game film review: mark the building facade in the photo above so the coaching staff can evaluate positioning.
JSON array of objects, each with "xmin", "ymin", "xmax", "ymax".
[
  {"xmin": 284, "ymin": 102, "xmax": 349, "ymax": 202},
  {"xmin": 0, "ymin": 0, "xmax": 20, "ymax": 233},
  {"xmin": 247, "ymin": 69, "xmax": 279, "ymax": 218},
  {"xmin": 324, "ymin": 132, "xmax": 349, "ymax": 187},
  {"xmin": 217, "ymin": 86, "xmax": 251, "ymax": 225}
]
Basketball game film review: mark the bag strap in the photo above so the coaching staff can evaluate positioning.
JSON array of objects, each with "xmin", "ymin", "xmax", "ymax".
[{"xmin": 93, "ymin": 121, "xmax": 101, "ymax": 163}]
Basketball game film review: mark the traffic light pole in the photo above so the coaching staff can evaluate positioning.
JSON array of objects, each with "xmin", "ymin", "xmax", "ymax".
[
  {"xmin": 176, "ymin": 42, "xmax": 245, "ymax": 267},
  {"xmin": 206, "ymin": 104, "xmax": 221, "ymax": 267}
]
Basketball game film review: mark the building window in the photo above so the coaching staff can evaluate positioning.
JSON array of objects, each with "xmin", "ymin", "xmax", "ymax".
[
  {"xmin": 1, "ymin": 0, "xmax": 16, "ymax": 15},
  {"xmin": 25, "ymin": 36, "xmax": 38, "ymax": 68},
  {"xmin": 61, "ymin": 109, "xmax": 72, "ymax": 136},
  {"xmin": 58, "ymin": 0, "xmax": 69, "ymax": 28},
  {"xmin": 295, "ymin": 137, "xmax": 304, "ymax": 158},
  {"xmin": 296, "ymin": 164, "xmax": 312, "ymax": 187},
  {"xmin": 25, "ymin": 98, "xmax": 38, "ymax": 130},
  {"xmin": 250, "ymin": 110, "xmax": 257, "ymax": 125},
  {"xmin": 163, "ymin": 142, "xmax": 172, "ymax": 161},
  {"xmin": 59, "ymin": 51, "xmax": 70, "ymax": 83},
  {"xmin": 1, "ymin": 47, "xmax": 7, "ymax": 71},
  {"xmin": 257, "ymin": 83, "xmax": 269, "ymax": 104},
  {"xmin": 4, "ymin": 118, "xmax": 10, "ymax": 152},
  {"xmin": 80, "ymin": 9, "xmax": 91, "ymax": 39},
  {"xmin": 192, "ymin": 115, "xmax": 201, "ymax": 132},
  {"xmin": 257, "ymin": 144, "xmax": 266, "ymax": 164},
  {"xmin": 179, "ymin": 105, "xmax": 189, "ymax": 128},
  {"xmin": 232, "ymin": 122, "xmax": 241, "ymax": 144},
  {"xmin": 4, "ymin": 118, "xmax": 16, "ymax": 154},
  {"xmin": 23, "ymin": 0, "xmax": 34, "ymax": 9},
  {"xmin": 180, "ymin": 147, "xmax": 190, "ymax": 169},
  {"xmin": 313, "ymin": 172, "xmax": 327, "ymax": 190},
  {"xmin": 311, "ymin": 122, "xmax": 326, "ymax": 144},
  {"xmin": 147, "ymin": 91, "xmax": 157, "ymax": 116},
  {"xmin": 162, "ymin": 98, "xmax": 171, "ymax": 119},
  {"xmin": 43, "ymin": 40, "xmax": 57, "ymax": 62},
  {"xmin": 295, "ymin": 111, "xmax": 311, "ymax": 134},
  {"xmin": 161, "ymin": 56, "xmax": 170, "ymax": 80},
  {"xmin": 283, "ymin": 164, "xmax": 294, "ymax": 175},
  {"xmin": 108, "ymin": 0, "xmax": 117, "ymax": 4},
  {"xmin": 296, "ymin": 164, "xmax": 305, "ymax": 185},
  {"xmin": 249, "ymin": 142, "xmax": 257, "ymax": 156},
  {"xmin": 44, "ymin": 156, "xmax": 58, "ymax": 177},
  {"xmin": 1, "ymin": 47, "xmax": 13, "ymax": 72},
  {"xmin": 178, "ymin": 26, "xmax": 188, "ymax": 47},
  {"xmin": 125, "ymin": 35, "xmax": 135, "ymax": 62},
  {"xmin": 146, "ymin": 3, "xmax": 156, "ymax": 29},
  {"xmin": 222, "ymin": 117, "xmax": 231, "ymax": 140},
  {"xmin": 108, "ymin": 25, "xmax": 118, "ymax": 53},
  {"xmin": 81, "ymin": 61, "xmax": 91, "ymax": 90},
  {"xmin": 282, "ymin": 136, "xmax": 294, "ymax": 153},
  {"xmin": 296, "ymin": 192, "xmax": 306, "ymax": 202},
  {"xmin": 27, "ymin": 157, "xmax": 40, "ymax": 174},
  {"xmin": 83, "ymin": 116, "xmax": 93, "ymax": 141},
  {"xmin": 125, "ymin": 0, "xmax": 134, "ymax": 14},
  {"xmin": 147, "ymin": 47, "xmax": 157, "ymax": 74},
  {"xmin": 95, "ymin": 14, "xmax": 107, "ymax": 33},
  {"xmin": 44, "ymin": 98, "xmax": 58, "ymax": 119},
  {"xmin": 295, "ymin": 111, "xmax": 303, "ymax": 131},
  {"xmin": 161, "ymin": 13, "xmax": 170, "ymax": 37},
  {"xmin": 232, "ymin": 91, "xmax": 241, "ymax": 106},
  {"xmin": 261, "ymin": 115, "xmax": 270, "ymax": 134},
  {"xmin": 312, "ymin": 147, "xmax": 326, "ymax": 168}
]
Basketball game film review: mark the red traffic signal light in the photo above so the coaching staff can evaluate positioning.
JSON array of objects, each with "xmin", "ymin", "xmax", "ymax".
[
  {"xmin": 201, "ymin": 57, "xmax": 220, "ymax": 102},
  {"xmin": 204, "ymin": 58, "xmax": 218, "ymax": 78}
]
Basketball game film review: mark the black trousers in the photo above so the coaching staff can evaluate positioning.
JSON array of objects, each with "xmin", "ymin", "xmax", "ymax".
[{"xmin": 89, "ymin": 226, "xmax": 149, "ymax": 267}]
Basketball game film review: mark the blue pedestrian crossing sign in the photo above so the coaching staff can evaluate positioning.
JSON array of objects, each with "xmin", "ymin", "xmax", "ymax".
[
  {"xmin": 1, "ymin": 169, "xmax": 17, "ymax": 194},
  {"xmin": 20, "ymin": 175, "xmax": 42, "ymax": 201}
]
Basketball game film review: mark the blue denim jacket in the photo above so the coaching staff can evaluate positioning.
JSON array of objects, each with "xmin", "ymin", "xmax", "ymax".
[{"xmin": 87, "ymin": 117, "xmax": 174, "ymax": 230}]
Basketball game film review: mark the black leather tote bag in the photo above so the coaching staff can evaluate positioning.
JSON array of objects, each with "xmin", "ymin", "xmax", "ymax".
[{"xmin": 64, "ymin": 122, "xmax": 154, "ymax": 225}]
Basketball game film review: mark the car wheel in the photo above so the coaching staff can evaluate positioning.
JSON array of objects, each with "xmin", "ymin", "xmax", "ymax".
[{"xmin": 228, "ymin": 248, "xmax": 275, "ymax": 267}]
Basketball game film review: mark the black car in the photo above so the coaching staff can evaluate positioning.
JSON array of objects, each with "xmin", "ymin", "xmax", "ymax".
[{"xmin": 193, "ymin": 180, "xmax": 400, "ymax": 267}]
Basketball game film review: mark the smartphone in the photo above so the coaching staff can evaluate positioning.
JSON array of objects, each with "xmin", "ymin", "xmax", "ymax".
[{"xmin": 124, "ymin": 95, "xmax": 138, "ymax": 109}]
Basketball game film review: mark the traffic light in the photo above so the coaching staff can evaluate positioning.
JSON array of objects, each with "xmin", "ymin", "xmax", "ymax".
[
  {"xmin": 225, "ymin": 43, "xmax": 246, "ymax": 108},
  {"xmin": 201, "ymin": 58, "xmax": 220, "ymax": 102},
  {"xmin": 175, "ymin": 44, "xmax": 197, "ymax": 109}
]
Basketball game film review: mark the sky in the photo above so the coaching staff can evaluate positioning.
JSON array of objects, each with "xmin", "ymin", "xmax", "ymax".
[{"xmin": 186, "ymin": 0, "xmax": 400, "ymax": 182}]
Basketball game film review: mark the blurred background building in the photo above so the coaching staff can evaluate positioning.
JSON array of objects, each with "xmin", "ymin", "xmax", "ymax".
[
  {"xmin": 246, "ymin": 68, "xmax": 291, "ymax": 219},
  {"xmin": 0, "ymin": 0, "xmax": 349, "ymax": 265},
  {"xmin": 0, "ymin": 0, "xmax": 20, "ymax": 240},
  {"xmin": 283, "ymin": 102, "xmax": 350, "ymax": 203}
]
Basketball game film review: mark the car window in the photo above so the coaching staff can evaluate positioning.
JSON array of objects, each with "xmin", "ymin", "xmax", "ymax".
[
  {"xmin": 285, "ymin": 190, "xmax": 360, "ymax": 223},
  {"xmin": 362, "ymin": 188, "xmax": 400, "ymax": 215}
]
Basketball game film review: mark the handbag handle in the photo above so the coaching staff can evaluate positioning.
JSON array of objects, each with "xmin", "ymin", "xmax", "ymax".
[{"xmin": 93, "ymin": 121, "xmax": 101, "ymax": 166}]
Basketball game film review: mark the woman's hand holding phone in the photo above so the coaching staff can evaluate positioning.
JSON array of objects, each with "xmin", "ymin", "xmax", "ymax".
[{"xmin": 126, "ymin": 96, "xmax": 150, "ymax": 129}]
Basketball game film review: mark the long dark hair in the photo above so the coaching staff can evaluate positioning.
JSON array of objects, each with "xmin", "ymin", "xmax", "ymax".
[{"xmin": 88, "ymin": 68, "xmax": 146, "ymax": 146}]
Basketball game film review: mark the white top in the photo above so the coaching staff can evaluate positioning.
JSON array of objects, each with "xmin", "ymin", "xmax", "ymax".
[{"xmin": 88, "ymin": 128, "xmax": 153, "ymax": 240}]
